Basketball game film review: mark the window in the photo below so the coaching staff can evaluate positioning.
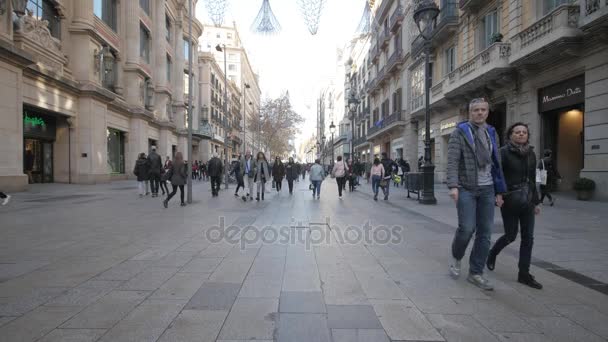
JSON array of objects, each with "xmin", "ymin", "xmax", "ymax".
[
  {"xmin": 101, "ymin": 51, "xmax": 116, "ymax": 90},
  {"xmin": 184, "ymin": 71, "xmax": 190, "ymax": 96},
  {"xmin": 27, "ymin": 0, "xmax": 61, "ymax": 39},
  {"xmin": 216, "ymin": 33, "xmax": 221, "ymax": 38},
  {"xmin": 227, "ymin": 33, "xmax": 233, "ymax": 39},
  {"xmin": 94, "ymin": 0, "xmax": 117, "ymax": 31},
  {"xmin": 107, "ymin": 128, "xmax": 125, "ymax": 174},
  {"xmin": 139, "ymin": 0, "xmax": 149, "ymax": 15},
  {"xmin": 165, "ymin": 15, "xmax": 171, "ymax": 42},
  {"xmin": 481, "ymin": 9, "xmax": 499, "ymax": 49},
  {"xmin": 544, "ymin": 0, "xmax": 573, "ymax": 14},
  {"xmin": 411, "ymin": 64, "xmax": 424, "ymax": 110},
  {"xmin": 228, "ymin": 64, "xmax": 236, "ymax": 71},
  {"xmin": 229, "ymin": 53, "xmax": 237, "ymax": 60},
  {"xmin": 445, "ymin": 46, "xmax": 456, "ymax": 75},
  {"xmin": 184, "ymin": 38, "xmax": 190, "ymax": 62},
  {"xmin": 140, "ymin": 24, "xmax": 150, "ymax": 63},
  {"xmin": 166, "ymin": 55, "xmax": 172, "ymax": 82}
]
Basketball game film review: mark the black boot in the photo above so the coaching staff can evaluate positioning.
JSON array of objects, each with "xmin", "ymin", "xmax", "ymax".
[
  {"xmin": 486, "ymin": 249, "xmax": 497, "ymax": 271},
  {"xmin": 518, "ymin": 272, "xmax": 543, "ymax": 289},
  {"xmin": 256, "ymin": 192, "xmax": 260, "ymax": 201},
  {"xmin": 262, "ymin": 192, "xmax": 265, "ymax": 201}
]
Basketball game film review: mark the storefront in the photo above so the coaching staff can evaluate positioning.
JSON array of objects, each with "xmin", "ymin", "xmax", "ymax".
[
  {"xmin": 538, "ymin": 75, "xmax": 585, "ymax": 191},
  {"xmin": 107, "ymin": 128, "xmax": 126, "ymax": 175},
  {"xmin": 23, "ymin": 107, "xmax": 57, "ymax": 183}
]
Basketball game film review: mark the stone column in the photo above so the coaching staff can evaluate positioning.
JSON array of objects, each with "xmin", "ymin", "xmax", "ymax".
[
  {"xmin": 507, "ymin": 0, "xmax": 523, "ymax": 40},
  {"xmin": 72, "ymin": 0, "xmax": 94, "ymax": 30}
]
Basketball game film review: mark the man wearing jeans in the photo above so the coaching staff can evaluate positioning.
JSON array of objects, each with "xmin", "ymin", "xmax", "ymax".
[{"xmin": 447, "ymin": 98, "xmax": 506, "ymax": 291}]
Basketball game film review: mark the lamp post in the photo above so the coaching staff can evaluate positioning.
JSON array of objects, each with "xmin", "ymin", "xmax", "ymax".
[
  {"xmin": 329, "ymin": 121, "xmax": 336, "ymax": 166},
  {"xmin": 187, "ymin": 0, "xmax": 194, "ymax": 203},
  {"xmin": 243, "ymin": 83, "xmax": 250, "ymax": 154},
  {"xmin": 414, "ymin": 0, "xmax": 439, "ymax": 205},
  {"xmin": 348, "ymin": 92, "xmax": 360, "ymax": 163},
  {"xmin": 216, "ymin": 44, "xmax": 229, "ymax": 189},
  {"xmin": 321, "ymin": 136, "xmax": 326, "ymax": 164}
]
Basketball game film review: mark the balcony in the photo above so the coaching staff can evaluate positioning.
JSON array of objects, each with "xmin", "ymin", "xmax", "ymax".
[
  {"xmin": 193, "ymin": 122, "xmax": 213, "ymax": 140},
  {"xmin": 432, "ymin": 2, "xmax": 459, "ymax": 43},
  {"xmin": 213, "ymin": 134, "xmax": 224, "ymax": 144},
  {"xmin": 510, "ymin": 5, "xmax": 581, "ymax": 67},
  {"xmin": 411, "ymin": 34, "xmax": 426, "ymax": 58},
  {"xmin": 376, "ymin": 0, "xmax": 395, "ymax": 22},
  {"xmin": 410, "ymin": 94, "xmax": 424, "ymax": 114},
  {"xmin": 230, "ymin": 133, "xmax": 242, "ymax": 145},
  {"xmin": 367, "ymin": 111, "xmax": 405, "ymax": 139},
  {"xmin": 444, "ymin": 43, "xmax": 513, "ymax": 98},
  {"xmin": 459, "ymin": 0, "xmax": 484, "ymax": 12},
  {"xmin": 390, "ymin": 7, "xmax": 405, "ymax": 33},
  {"xmin": 371, "ymin": 45, "xmax": 380, "ymax": 64},
  {"xmin": 353, "ymin": 135, "xmax": 368, "ymax": 148},
  {"xmin": 375, "ymin": 67, "xmax": 386, "ymax": 89},
  {"xmin": 387, "ymin": 48, "xmax": 404, "ymax": 74},
  {"xmin": 580, "ymin": 0, "xmax": 608, "ymax": 30},
  {"xmin": 380, "ymin": 29, "xmax": 391, "ymax": 50}
]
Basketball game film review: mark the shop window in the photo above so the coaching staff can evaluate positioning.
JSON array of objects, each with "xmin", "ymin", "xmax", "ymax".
[
  {"xmin": 27, "ymin": 0, "xmax": 61, "ymax": 39},
  {"xmin": 140, "ymin": 24, "xmax": 150, "ymax": 63},
  {"xmin": 94, "ymin": 0, "xmax": 117, "ymax": 32},
  {"xmin": 107, "ymin": 128, "xmax": 125, "ymax": 174}
]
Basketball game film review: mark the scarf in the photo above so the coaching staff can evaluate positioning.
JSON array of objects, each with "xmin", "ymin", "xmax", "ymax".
[
  {"xmin": 469, "ymin": 122, "xmax": 492, "ymax": 168},
  {"xmin": 507, "ymin": 141, "xmax": 530, "ymax": 157}
]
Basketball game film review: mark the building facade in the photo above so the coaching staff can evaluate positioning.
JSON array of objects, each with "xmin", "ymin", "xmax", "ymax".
[
  {"xmin": 347, "ymin": 0, "xmax": 608, "ymax": 199},
  {"xmin": 0, "ymin": 0, "xmax": 204, "ymax": 191}
]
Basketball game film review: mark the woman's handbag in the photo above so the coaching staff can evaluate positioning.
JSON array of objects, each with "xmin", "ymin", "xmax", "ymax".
[
  {"xmin": 379, "ymin": 179, "xmax": 388, "ymax": 188},
  {"xmin": 536, "ymin": 159, "xmax": 547, "ymax": 185},
  {"xmin": 309, "ymin": 183, "xmax": 314, "ymax": 190}
]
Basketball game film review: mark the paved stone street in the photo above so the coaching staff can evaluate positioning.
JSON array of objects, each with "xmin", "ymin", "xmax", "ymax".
[{"xmin": 1, "ymin": 179, "xmax": 607, "ymax": 342}]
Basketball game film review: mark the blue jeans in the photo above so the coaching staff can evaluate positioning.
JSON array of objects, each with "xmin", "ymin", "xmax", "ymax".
[
  {"xmin": 451, "ymin": 185, "xmax": 495, "ymax": 275},
  {"xmin": 371, "ymin": 175, "xmax": 381, "ymax": 196},
  {"xmin": 311, "ymin": 180, "xmax": 322, "ymax": 196}
]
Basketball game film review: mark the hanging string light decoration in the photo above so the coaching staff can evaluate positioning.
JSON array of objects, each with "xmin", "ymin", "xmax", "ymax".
[
  {"xmin": 203, "ymin": 0, "xmax": 228, "ymax": 27},
  {"xmin": 297, "ymin": 0, "xmax": 326, "ymax": 35},
  {"xmin": 355, "ymin": 0, "xmax": 371, "ymax": 36},
  {"xmin": 251, "ymin": 0, "xmax": 281, "ymax": 35}
]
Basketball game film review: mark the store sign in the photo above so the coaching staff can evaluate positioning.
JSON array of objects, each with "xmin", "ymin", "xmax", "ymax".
[
  {"xmin": 23, "ymin": 109, "xmax": 56, "ymax": 140},
  {"xmin": 538, "ymin": 75, "xmax": 584, "ymax": 112},
  {"xmin": 440, "ymin": 121, "xmax": 457, "ymax": 131}
]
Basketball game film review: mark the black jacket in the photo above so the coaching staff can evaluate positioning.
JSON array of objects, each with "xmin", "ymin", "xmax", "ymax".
[
  {"xmin": 147, "ymin": 151, "xmax": 162, "ymax": 176},
  {"xmin": 207, "ymin": 157, "xmax": 224, "ymax": 178},
  {"xmin": 285, "ymin": 163, "xmax": 298, "ymax": 180},
  {"xmin": 133, "ymin": 158, "xmax": 150, "ymax": 182},
  {"xmin": 381, "ymin": 158, "xmax": 397, "ymax": 177},
  {"xmin": 500, "ymin": 144, "xmax": 540, "ymax": 206}
]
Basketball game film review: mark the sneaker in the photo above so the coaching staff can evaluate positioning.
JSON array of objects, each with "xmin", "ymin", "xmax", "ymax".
[
  {"xmin": 2, "ymin": 195, "xmax": 11, "ymax": 206},
  {"xmin": 180, "ymin": 202, "xmax": 186, "ymax": 207},
  {"xmin": 518, "ymin": 273, "xmax": 543, "ymax": 289},
  {"xmin": 234, "ymin": 193, "xmax": 239, "ymax": 197},
  {"xmin": 467, "ymin": 274, "xmax": 494, "ymax": 291},
  {"xmin": 449, "ymin": 257, "xmax": 461, "ymax": 278}
]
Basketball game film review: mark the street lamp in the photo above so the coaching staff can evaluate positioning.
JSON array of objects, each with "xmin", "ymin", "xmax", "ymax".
[
  {"xmin": 186, "ymin": 0, "xmax": 194, "ymax": 203},
  {"xmin": 243, "ymin": 83, "xmax": 250, "ymax": 154},
  {"xmin": 321, "ymin": 135, "xmax": 326, "ymax": 165},
  {"xmin": 348, "ymin": 91, "xmax": 360, "ymax": 162},
  {"xmin": 216, "ymin": 43, "xmax": 229, "ymax": 190},
  {"xmin": 329, "ymin": 121, "xmax": 336, "ymax": 166},
  {"xmin": 414, "ymin": 0, "xmax": 439, "ymax": 205}
]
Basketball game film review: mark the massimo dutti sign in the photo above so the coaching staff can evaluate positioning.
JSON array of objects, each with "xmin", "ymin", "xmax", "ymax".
[{"xmin": 538, "ymin": 75, "xmax": 584, "ymax": 112}]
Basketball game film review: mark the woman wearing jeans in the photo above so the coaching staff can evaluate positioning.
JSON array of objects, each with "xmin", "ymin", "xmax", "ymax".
[
  {"xmin": 163, "ymin": 152, "xmax": 188, "ymax": 208},
  {"xmin": 309, "ymin": 159, "xmax": 325, "ymax": 199},
  {"xmin": 332, "ymin": 156, "xmax": 347, "ymax": 198},
  {"xmin": 487, "ymin": 123, "xmax": 542, "ymax": 289},
  {"xmin": 370, "ymin": 158, "xmax": 385, "ymax": 201}
]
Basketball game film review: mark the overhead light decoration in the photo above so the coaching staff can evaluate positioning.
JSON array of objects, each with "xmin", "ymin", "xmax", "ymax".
[
  {"xmin": 297, "ymin": 0, "xmax": 326, "ymax": 35},
  {"xmin": 204, "ymin": 0, "xmax": 227, "ymax": 27},
  {"xmin": 355, "ymin": 0, "xmax": 372, "ymax": 36},
  {"xmin": 251, "ymin": 0, "xmax": 281, "ymax": 35}
]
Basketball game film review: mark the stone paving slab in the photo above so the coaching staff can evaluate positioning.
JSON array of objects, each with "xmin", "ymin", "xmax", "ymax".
[
  {"xmin": 0, "ymin": 305, "xmax": 81, "ymax": 342},
  {"xmin": 276, "ymin": 313, "xmax": 331, "ymax": 342},
  {"xmin": 331, "ymin": 328, "xmax": 390, "ymax": 342},
  {"xmin": 183, "ymin": 282, "xmax": 241, "ymax": 311},
  {"xmin": 371, "ymin": 301, "xmax": 445, "ymax": 341},
  {"xmin": 37, "ymin": 328, "xmax": 106, "ymax": 342},
  {"xmin": 150, "ymin": 272, "xmax": 210, "ymax": 300},
  {"xmin": 326, "ymin": 305, "xmax": 383, "ymax": 329},
  {"xmin": 157, "ymin": 309, "xmax": 227, "ymax": 342},
  {"xmin": 279, "ymin": 291, "xmax": 326, "ymax": 313},
  {"xmin": 426, "ymin": 314, "xmax": 500, "ymax": 342},
  {"xmin": 217, "ymin": 297, "xmax": 278, "ymax": 340},
  {"xmin": 238, "ymin": 274, "xmax": 283, "ymax": 298}
]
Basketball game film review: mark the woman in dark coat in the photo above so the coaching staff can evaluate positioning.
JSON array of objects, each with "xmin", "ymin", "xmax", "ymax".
[
  {"xmin": 487, "ymin": 123, "xmax": 542, "ymax": 289},
  {"xmin": 285, "ymin": 157, "xmax": 298, "ymax": 195},
  {"xmin": 538, "ymin": 149, "xmax": 560, "ymax": 206},
  {"xmin": 133, "ymin": 152, "xmax": 150, "ymax": 197},
  {"xmin": 232, "ymin": 156, "xmax": 245, "ymax": 197},
  {"xmin": 272, "ymin": 157, "xmax": 286, "ymax": 192},
  {"xmin": 163, "ymin": 152, "xmax": 188, "ymax": 208}
]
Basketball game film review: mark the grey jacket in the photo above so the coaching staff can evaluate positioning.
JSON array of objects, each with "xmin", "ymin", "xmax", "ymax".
[
  {"xmin": 309, "ymin": 164, "xmax": 326, "ymax": 181},
  {"xmin": 254, "ymin": 160, "xmax": 271, "ymax": 183},
  {"xmin": 446, "ymin": 122, "xmax": 507, "ymax": 194},
  {"xmin": 240, "ymin": 157, "xmax": 256, "ymax": 178},
  {"xmin": 170, "ymin": 163, "xmax": 188, "ymax": 186}
]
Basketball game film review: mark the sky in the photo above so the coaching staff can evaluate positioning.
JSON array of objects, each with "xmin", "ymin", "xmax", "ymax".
[{"xmin": 195, "ymin": 0, "xmax": 364, "ymax": 152}]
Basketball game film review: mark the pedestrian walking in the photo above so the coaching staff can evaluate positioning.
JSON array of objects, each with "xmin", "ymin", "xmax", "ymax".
[
  {"xmin": 192, "ymin": 161, "xmax": 199, "ymax": 180},
  {"xmin": 309, "ymin": 159, "xmax": 326, "ymax": 199},
  {"xmin": 254, "ymin": 152, "xmax": 271, "ymax": 201},
  {"xmin": 380, "ymin": 152, "xmax": 397, "ymax": 200},
  {"xmin": 331, "ymin": 156, "xmax": 347, "ymax": 198},
  {"xmin": 160, "ymin": 156, "xmax": 171, "ymax": 196},
  {"xmin": 285, "ymin": 157, "xmax": 298, "ymax": 195},
  {"xmin": 447, "ymin": 98, "xmax": 506, "ymax": 291},
  {"xmin": 1, "ymin": 191, "xmax": 11, "ymax": 206},
  {"xmin": 232, "ymin": 155, "xmax": 245, "ymax": 197},
  {"xmin": 272, "ymin": 157, "xmax": 285, "ymax": 193},
  {"xmin": 162, "ymin": 152, "xmax": 188, "ymax": 208},
  {"xmin": 147, "ymin": 146, "xmax": 162, "ymax": 197},
  {"xmin": 370, "ymin": 157, "xmax": 385, "ymax": 201},
  {"xmin": 538, "ymin": 149, "xmax": 560, "ymax": 206},
  {"xmin": 200, "ymin": 162, "xmax": 208, "ymax": 181},
  {"xmin": 133, "ymin": 152, "xmax": 150, "ymax": 198},
  {"xmin": 487, "ymin": 123, "xmax": 543, "ymax": 289},
  {"xmin": 207, "ymin": 154, "xmax": 223, "ymax": 197},
  {"xmin": 240, "ymin": 151, "xmax": 256, "ymax": 201},
  {"xmin": 346, "ymin": 159, "xmax": 356, "ymax": 192},
  {"xmin": 302, "ymin": 164, "xmax": 307, "ymax": 180}
]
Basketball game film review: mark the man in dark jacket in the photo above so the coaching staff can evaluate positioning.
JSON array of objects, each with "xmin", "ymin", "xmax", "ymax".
[
  {"xmin": 207, "ymin": 154, "xmax": 224, "ymax": 197},
  {"xmin": 447, "ymin": 98, "xmax": 506, "ymax": 291},
  {"xmin": 134, "ymin": 153, "xmax": 150, "ymax": 198},
  {"xmin": 380, "ymin": 152, "xmax": 397, "ymax": 200},
  {"xmin": 147, "ymin": 146, "xmax": 162, "ymax": 197}
]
